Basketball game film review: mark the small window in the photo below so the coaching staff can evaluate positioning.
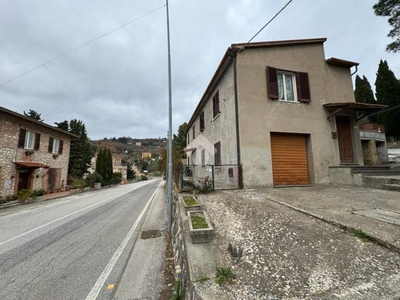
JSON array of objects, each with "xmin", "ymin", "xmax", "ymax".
[
  {"xmin": 201, "ymin": 149, "xmax": 205, "ymax": 166},
  {"xmin": 200, "ymin": 111, "xmax": 205, "ymax": 131},
  {"xmin": 48, "ymin": 137, "xmax": 64, "ymax": 154},
  {"xmin": 267, "ymin": 66, "xmax": 311, "ymax": 103},
  {"xmin": 213, "ymin": 91, "xmax": 220, "ymax": 118},
  {"xmin": 192, "ymin": 125, "xmax": 195, "ymax": 140},
  {"xmin": 214, "ymin": 142, "xmax": 221, "ymax": 166},
  {"xmin": 228, "ymin": 168, "xmax": 234, "ymax": 178},
  {"xmin": 277, "ymin": 72, "xmax": 297, "ymax": 102},
  {"xmin": 18, "ymin": 129, "xmax": 39, "ymax": 150},
  {"xmin": 24, "ymin": 131, "xmax": 35, "ymax": 149}
]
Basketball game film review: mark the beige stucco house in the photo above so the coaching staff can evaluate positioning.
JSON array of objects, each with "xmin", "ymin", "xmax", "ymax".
[
  {"xmin": 0, "ymin": 106, "xmax": 77, "ymax": 198},
  {"xmin": 88, "ymin": 153, "xmax": 128, "ymax": 182},
  {"xmin": 185, "ymin": 38, "xmax": 385, "ymax": 188}
]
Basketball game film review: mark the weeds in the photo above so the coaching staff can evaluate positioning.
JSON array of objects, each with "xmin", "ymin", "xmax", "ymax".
[
  {"xmin": 353, "ymin": 229, "xmax": 372, "ymax": 242},
  {"xmin": 215, "ymin": 267, "xmax": 235, "ymax": 285},
  {"xmin": 191, "ymin": 215, "xmax": 208, "ymax": 229},
  {"xmin": 183, "ymin": 196, "xmax": 198, "ymax": 206}
]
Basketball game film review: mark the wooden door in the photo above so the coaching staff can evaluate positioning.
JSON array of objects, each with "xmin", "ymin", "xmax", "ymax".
[
  {"xmin": 271, "ymin": 133, "xmax": 310, "ymax": 185},
  {"xmin": 18, "ymin": 170, "xmax": 30, "ymax": 191},
  {"xmin": 336, "ymin": 116, "xmax": 354, "ymax": 163}
]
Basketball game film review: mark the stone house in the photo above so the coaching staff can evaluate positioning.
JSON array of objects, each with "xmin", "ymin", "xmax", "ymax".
[
  {"xmin": 185, "ymin": 38, "xmax": 386, "ymax": 188},
  {"xmin": 0, "ymin": 106, "xmax": 77, "ymax": 197}
]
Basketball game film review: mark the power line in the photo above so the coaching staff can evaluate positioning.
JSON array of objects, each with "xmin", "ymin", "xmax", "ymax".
[
  {"xmin": 246, "ymin": 0, "xmax": 293, "ymax": 45},
  {"xmin": 0, "ymin": 5, "xmax": 165, "ymax": 88}
]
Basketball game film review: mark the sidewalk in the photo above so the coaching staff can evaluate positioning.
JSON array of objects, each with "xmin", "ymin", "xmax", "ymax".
[{"xmin": 113, "ymin": 181, "xmax": 168, "ymax": 300}]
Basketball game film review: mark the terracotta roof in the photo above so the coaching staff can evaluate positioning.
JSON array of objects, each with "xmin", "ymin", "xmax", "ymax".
[
  {"xmin": 323, "ymin": 102, "xmax": 387, "ymax": 111},
  {"xmin": 14, "ymin": 162, "xmax": 51, "ymax": 168},
  {"xmin": 326, "ymin": 57, "xmax": 359, "ymax": 68},
  {"xmin": 0, "ymin": 106, "xmax": 79, "ymax": 138}
]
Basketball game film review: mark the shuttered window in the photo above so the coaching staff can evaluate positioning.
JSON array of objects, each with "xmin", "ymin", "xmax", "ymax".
[
  {"xmin": 266, "ymin": 66, "xmax": 311, "ymax": 103},
  {"xmin": 200, "ymin": 111, "xmax": 205, "ymax": 131},
  {"xmin": 213, "ymin": 91, "xmax": 220, "ymax": 118}
]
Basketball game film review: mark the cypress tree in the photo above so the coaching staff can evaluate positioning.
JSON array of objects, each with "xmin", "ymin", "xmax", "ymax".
[
  {"xmin": 354, "ymin": 75, "xmax": 378, "ymax": 123},
  {"xmin": 68, "ymin": 119, "xmax": 94, "ymax": 180},
  {"xmin": 354, "ymin": 75, "xmax": 376, "ymax": 104},
  {"xmin": 375, "ymin": 60, "xmax": 400, "ymax": 138}
]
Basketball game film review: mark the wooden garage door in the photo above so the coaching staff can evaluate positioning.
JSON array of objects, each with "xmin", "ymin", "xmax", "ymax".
[{"xmin": 271, "ymin": 133, "xmax": 310, "ymax": 186}]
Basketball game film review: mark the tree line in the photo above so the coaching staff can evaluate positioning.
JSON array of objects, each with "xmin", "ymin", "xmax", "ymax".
[{"xmin": 354, "ymin": 60, "xmax": 400, "ymax": 139}]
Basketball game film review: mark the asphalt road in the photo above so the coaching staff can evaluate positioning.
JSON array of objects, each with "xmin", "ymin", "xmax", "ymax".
[{"xmin": 0, "ymin": 179, "xmax": 162, "ymax": 300}]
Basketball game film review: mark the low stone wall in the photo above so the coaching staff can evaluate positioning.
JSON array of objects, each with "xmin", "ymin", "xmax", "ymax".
[{"xmin": 171, "ymin": 190, "xmax": 206, "ymax": 300}]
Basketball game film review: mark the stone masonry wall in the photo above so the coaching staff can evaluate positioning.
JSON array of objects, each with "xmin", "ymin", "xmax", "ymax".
[{"xmin": 0, "ymin": 113, "xmax": 71, "ymax": 197}]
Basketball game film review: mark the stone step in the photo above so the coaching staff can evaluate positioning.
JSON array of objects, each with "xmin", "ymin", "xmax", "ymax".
[
  {"xmin": 363, "ymin": 176, "xmax": 400, "ymax": 190},
  {"xmin": 384, "ymin": 184, "xmax": 400, "ymax": 192}
]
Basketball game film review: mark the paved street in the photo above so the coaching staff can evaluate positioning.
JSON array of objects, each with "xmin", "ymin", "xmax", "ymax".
[{"xmin": 0, "ymin": 179, "xmax": 164, "ymax": 300}]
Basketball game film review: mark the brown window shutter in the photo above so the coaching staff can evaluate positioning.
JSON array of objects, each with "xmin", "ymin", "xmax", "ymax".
[
  {"xmin": 34, "ymin": 133, "xmax": 41, "ymax": 150},
  {"xmin": 266, "ymin": 66, "xmax": 279, "ymax": 100},
  {"xmin": 59, "ymin": 140, "xmax": 64, "ymax": 154},
  {"xmin": 18, "ymin": 128, "xmax": 26, "ymax": 148},
  {"xmin": 48, "ymin": 137, "xmax": 54, "ymax": 153},
  {"xmin": 200, "ymin": 111, "xmax": 205, "ymax": 131},
  {"xmin": 297, "ymin": 72, "xmax": 311, "ymax": 103},
  {"xmin": 216, "ymin": 91, "xmax": 220, "ymax": 114}
]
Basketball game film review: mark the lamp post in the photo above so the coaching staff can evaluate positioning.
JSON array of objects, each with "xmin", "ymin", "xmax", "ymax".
[{"xmin": 166, "ymin": 0, "xmax": 173, "ymax": 231}]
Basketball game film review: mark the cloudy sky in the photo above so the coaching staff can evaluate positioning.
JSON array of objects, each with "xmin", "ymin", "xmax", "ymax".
[{"xmin": 0, "ymin": 0, "xmax": 398, "ymax": 140}]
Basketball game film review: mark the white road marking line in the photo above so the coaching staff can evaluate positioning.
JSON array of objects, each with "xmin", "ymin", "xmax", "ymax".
[
  {"xmin": 0, "ymin": 189, "xmax": 133, "ymax": 247},
  {"xmin": 85, "ymin": 181, "xmax": 162, "ymax": 300}
]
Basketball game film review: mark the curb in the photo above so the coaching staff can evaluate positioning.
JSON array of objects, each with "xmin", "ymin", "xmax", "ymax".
[{"xmin": 264, "ymin": 196, "xmax": 400, "ymax": 255}]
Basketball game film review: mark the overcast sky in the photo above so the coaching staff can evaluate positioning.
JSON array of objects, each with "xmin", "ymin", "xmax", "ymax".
[{"xmin": 0, "ymin": 0, "xmax": 398, "ymax": 140}]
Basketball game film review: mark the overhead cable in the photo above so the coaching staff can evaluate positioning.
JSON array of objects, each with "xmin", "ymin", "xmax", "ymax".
[{"xmin": 0, "ymin": 5, "xmax": 165, "ymax": 88}]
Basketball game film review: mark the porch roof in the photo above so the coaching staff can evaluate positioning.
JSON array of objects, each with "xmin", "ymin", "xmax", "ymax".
[
  {"xmin": 323, "ymin": 102, "xmax": 388, "ymax": 121},
  {"xmin": 14, "ymin": 162, "xmax": 51, "ymax": 169},
  {"xmin": 323, "ymin": 102, "xmax": 387, "ymax": 111}
]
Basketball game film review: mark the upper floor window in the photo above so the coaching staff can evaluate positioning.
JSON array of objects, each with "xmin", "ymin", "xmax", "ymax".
[
  {"xmin": 192, "ymin": 125, "xmax": 195, "ymax": 140},
  {"xmin": 200, "ymin": 111, "xmax": 205, "ymax": 131},
  {"xmin": 213, "ymin": 91, "xmax": 220, "ymax": 118},
  {"xmin": 278, "ymin": 72, "xmax": 297, "ymax": 101},
  {"xmin": 201, "ymin": 149, "xmax": 205, "ymax": 166},
  {"xmin": 266, "ymin": 66, "xmax": 311, "ymax": 103},
  {"xmin": 18, "ymin": 128, "xmax": 40, "ymax": 150},
  {"xmin": 48, "ymin": 137, "xmax": 64, "ymax": 154}
]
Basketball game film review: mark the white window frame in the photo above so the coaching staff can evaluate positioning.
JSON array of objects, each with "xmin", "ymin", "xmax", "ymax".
[
  {"xmin": 277, "ymin": 72, "xmax": 298, "ymax": 102},
  {"xmin": 52, "ymin": 139, "xmax": 60, "ymax": 153},
  {"xmin": 24, "ymin": 131, "xmax": 35, "ymax": 149}
]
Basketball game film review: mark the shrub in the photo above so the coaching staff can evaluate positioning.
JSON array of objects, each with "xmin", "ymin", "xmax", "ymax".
[
  {"xmin": 111, "ymin": 172, "xmax": 122, "ymax": 185},
  {"xmin": 17, "ymin": 189, "xmax": 33, "ymax": 202},
  {"xmin": 0, "ymin": 196, "xmax": 5, "ymax": 204},
  {"xmin": 70, "ymin": 179, "xmax": 86, "ymax": 190},
  {"xmin": 32, "ymin": 189, "xmax": 45, "ymax": 197},
  {"xmin": 85, "ymin": 172, "xmax": 103, "ymax": 188},
  {"xmin": 140, "ymin": 175, "xmax": 148, "ymax": 181}
]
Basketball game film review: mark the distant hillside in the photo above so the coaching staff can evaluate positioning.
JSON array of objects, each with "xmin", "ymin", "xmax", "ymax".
[{"xmin": 91, "ymin": 137, "xmax": 167, "ymax": 163}]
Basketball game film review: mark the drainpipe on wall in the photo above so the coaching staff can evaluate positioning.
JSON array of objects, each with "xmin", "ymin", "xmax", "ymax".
[{"xmin": 228, "ymin": 48, "xmax": 243, "ymax": 188}]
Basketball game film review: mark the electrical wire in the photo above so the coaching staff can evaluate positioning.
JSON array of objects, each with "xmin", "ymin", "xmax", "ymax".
[
  {"xmin": 246, "ymin": 0, "xmax": 293, "ymax": 45},
  {"xmin": 0, "ymin": 4, "xmax": 166, "ymax": 88}
]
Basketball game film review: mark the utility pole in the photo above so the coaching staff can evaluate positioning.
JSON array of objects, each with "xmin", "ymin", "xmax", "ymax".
[{"xmin": 166, "ymin": 0, "xmax": 173, "ymax": 231}]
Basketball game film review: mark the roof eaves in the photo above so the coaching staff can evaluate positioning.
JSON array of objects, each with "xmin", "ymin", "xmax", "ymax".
[
  {"xmin": 0, "ymin": 106, "xmax": 79, "ymax": 138},
  {"xmin": 326, "ymin": 57, "xmax": 359, "ymax": 68},
  {"xmin": 231, "ymin": 37, "xmax": 327, "ymax": 49}
]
